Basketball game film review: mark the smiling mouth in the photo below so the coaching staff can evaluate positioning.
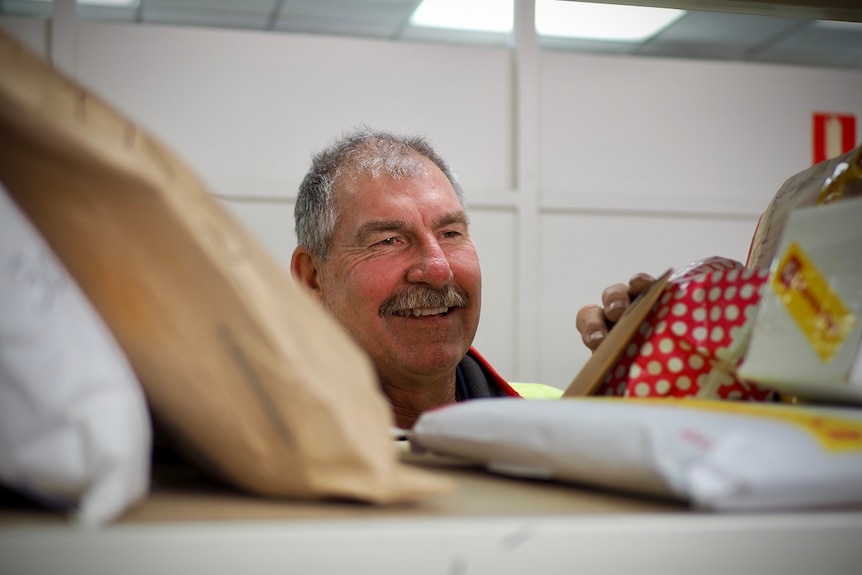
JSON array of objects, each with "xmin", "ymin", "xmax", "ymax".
[
  {"xmin": 392, "ymin": 306, "xmax": 451, "ymax": 318},
  {"xmin": 379, "ymin": 285, "xmax": 469, "ymax": 318}
]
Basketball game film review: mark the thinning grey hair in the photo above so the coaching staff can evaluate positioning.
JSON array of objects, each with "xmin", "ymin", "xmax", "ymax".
[{"xmin": 294, "ymin": 126, "xmax": 465, "ymax": 261}]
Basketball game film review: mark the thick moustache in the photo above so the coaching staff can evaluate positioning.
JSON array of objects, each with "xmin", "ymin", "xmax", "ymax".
[{"xmin": 379, "ymin": 284, "xmax": 469, "ymax": 318}]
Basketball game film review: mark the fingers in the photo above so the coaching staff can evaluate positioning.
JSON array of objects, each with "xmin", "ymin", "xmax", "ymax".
[
  {"xmin": 576, "ymin": 304, "xmax": 608, "ymax": 351},
  {"xmin": 601, "ymin": 283, "xmax": 631, "ymax": 324},
  {"xmin": 578, "ymin": 272, "xmax": 656, "ymax": 354},
  {"xmin": 628, "ymin": 273, "xmax": 656, "ymax": 299}
]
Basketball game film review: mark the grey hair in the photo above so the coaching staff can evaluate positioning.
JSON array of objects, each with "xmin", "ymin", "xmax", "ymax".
[{"xmin": 294, "ymin": 126, "xmax": 465, "ymax": 261}]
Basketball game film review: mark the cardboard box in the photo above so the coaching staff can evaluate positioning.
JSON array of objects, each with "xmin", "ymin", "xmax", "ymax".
[
  {"xmin": 564, "ymin": 260, "xmax": 776, "ymax": 402},
  {"xmin": 738, "ymin": 196, "xmax": 862, "ymax": 403},
  {"xmin": 564, "ymin": 270, "xmax": 671, "ymax": 397}
]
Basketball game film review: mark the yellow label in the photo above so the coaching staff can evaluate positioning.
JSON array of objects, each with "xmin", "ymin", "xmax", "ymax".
[
  {"xmin": 772, "ymin": 242, "xmax": 856, "ymax": 362},
  {"xmin": 616, "ymin": 398, "xmax": 862, "ymax": 452}
]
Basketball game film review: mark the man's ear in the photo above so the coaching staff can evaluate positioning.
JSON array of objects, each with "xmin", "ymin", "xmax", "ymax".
[{"xmin": 290, "ymin": 246, "xmax": 324, "ymax": 301}]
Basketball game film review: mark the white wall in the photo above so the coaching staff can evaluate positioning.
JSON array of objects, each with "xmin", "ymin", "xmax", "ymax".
[
  {"xmin": 537, "ymin": 52, "xmax": 862, "ymax": 386},
  {"xmin": 2, "ymin": 15, "xmax": 861, "ymax": 388},
  {"xmin": 0, "ymin": 15, "xmax": 47, "ymax": 55}
]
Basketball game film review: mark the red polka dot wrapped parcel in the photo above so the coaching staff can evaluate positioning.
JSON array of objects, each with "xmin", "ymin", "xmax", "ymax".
[{"xmin": 597, "ymin": 257, "xmax": 777, "ymax": 401}]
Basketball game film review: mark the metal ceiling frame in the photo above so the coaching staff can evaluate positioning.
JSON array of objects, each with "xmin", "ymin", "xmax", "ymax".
[{"xmin": 575, "ymin": 0, "xmax": 862, "ymax": 22}]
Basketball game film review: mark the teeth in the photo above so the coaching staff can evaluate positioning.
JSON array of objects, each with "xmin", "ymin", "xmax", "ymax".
[{"xmin": 395, "ymin": 307, "xmax": 449, "ymax": 317}]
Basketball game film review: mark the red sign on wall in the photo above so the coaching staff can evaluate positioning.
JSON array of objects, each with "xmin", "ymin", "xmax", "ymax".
[{"xmin": 812, "ymin": 112, "xmax": 856, "ymax": 165}]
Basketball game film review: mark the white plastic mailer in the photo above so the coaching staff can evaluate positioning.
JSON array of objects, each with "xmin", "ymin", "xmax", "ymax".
[
  {"xmin": 0, "ymin": 184, "xmax": 151, "ymax": 525},
  {"xmin": 412, "ymin": 397, "xmax": 862, "ymax": 511}
]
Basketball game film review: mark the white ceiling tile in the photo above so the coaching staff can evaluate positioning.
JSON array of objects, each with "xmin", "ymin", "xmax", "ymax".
[
  {"xmin": 0, "ymin": 0, "xmax": 51, "ymax": 17},
  {"xmin": 650, "ymin": 12, "xmax": 805, "ymax": 45},
  {"xmin": 768, "ymin": 23, "xmax": 862, "ymax": 55},
  {"xmin": 142, "ymin": 7, "xmax": 271, "ymax": 30},
  {"xmin": 275, "ymin": 0, "xmax": 418, "ymax": 37},
  {"xmin": 140, "ymin": 0, "xmax": 276, "ymax": 29},
  {"xmin": 144, "ymin": 0, "xmax": 276, "ymax": 9},
  {"xmin": 278, "ymin": 0, "xmax": 417, "ymax": 21}
]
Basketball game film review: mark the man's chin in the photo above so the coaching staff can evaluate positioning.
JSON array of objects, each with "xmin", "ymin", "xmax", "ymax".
[{"xmin": 399, "ymin": 345, "xmax": 466, "ymax": 373}]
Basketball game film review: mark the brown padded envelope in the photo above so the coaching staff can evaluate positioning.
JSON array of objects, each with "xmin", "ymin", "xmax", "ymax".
[{"xmin": 0, "ymin": 29, "xmax": 446, "ymax": 504}]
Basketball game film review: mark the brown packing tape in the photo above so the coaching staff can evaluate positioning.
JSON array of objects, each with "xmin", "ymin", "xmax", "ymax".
[
  {"xmin": 0, "ymin": 30, "xmax": 450, "ymax": 503},
  {"xmin": 563, "ymin": 270, "xmax": 672, "ymax": 398}
]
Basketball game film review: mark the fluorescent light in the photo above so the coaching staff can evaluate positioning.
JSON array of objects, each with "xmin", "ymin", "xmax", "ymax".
[
  {"xmin": 410, "ymin": 0, "xmax": 686, "ymax": 42},
  {"xmin": 536, "ymin": 1, "xmax": 685, "ymax": 41},
  {"xmin": 410, "ymin": 0, "xmax": 513, "ymax": 33}
]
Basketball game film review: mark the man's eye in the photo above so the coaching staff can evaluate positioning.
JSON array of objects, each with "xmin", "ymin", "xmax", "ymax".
[
  {"xmin": 375, "ymin": 237, "xmax": 398, "ymax": 246},
  {"xmin": 441, "ymin": 230, "xmax": 461, "ymax": 239}
]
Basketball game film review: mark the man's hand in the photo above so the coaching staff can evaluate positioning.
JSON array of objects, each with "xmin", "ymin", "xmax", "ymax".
[{"xmin": 576, "ymin": 273, "xmax": 655, "ymax": 352}]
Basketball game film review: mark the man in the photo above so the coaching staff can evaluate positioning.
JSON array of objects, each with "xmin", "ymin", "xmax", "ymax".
[{"xmin": 291, "ymin": 127, "xmax": 560, "ymax": 429}]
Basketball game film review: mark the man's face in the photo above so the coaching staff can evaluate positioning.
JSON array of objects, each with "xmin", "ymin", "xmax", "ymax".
[{"xmin": 314, "ymin": 159, "xmax": 481, "ymax": 390}]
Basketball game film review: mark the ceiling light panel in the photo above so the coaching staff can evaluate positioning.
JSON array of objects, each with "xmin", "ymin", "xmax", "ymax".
[
  {"xmin": 410, "ymin": 0, "xmax": 686, "ymax": 42},
  {"xmin": 410, "ymin": 0, "xmax": 512, "ymax": 33},
  {"xmin": 535, "ymin": 1, "xmax": 685, "ymax": 42}
]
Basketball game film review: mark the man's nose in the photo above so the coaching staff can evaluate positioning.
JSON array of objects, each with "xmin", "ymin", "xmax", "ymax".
[{"xmin": 406, "ymin": 238, "xmax": 454, "ymax": 287}]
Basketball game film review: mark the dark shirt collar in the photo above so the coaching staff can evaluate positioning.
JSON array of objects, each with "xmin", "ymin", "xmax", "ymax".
[{"xmin": 455, "ymin": 353, "xmax": 508, "ymax": 400}]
